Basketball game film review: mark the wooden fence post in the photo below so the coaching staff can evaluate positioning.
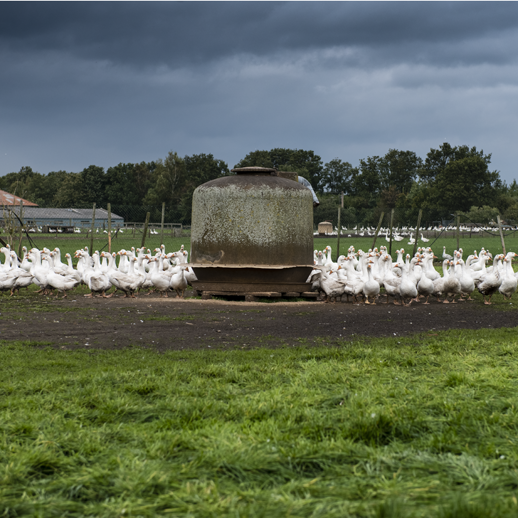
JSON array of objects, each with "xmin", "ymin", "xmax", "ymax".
[
  {"xmin": 141, "ymin": 212, "xmax": 150, "ymax": 248},
  {"xmin": 336, "ymin": 207, "xmax": 341, "ymax": 261},
  {"xmin": 17, "ymin": 200, "xmax": 24, "ymax": 259},
  {"xmin": 456, "ymin": 212, "xmax": 460, "ymax": 251},
  {"xmin": 160, "ymin": 202, "xmax": 165, "ymax": 245},
  {"xmin": 107, "ymin": 203, "xmax": 112, "ymax": 253},
  {"xmin": 90, "ymin": 203, "xmax": 96, "ymax": 253},
  {"xmin": 497, "ymin": 214, "xmax": 506, "ymax": 255},
  {"xmin": 413, "ymin": 209, "xmax": 423, "ymax": 257},
  {"xmin": 372, "ymin": 211, "xmax": 385, "ymax": 251},
  {"xmin": 388, "ymin": 209, "xmax": 395, "ymax": 257}
]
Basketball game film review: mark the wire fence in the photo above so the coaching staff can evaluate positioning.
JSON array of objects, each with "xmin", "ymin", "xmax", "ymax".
[
  {"xmin": 0, "ymin": 204, "xmax": 191, "ymax": 256},
  {"xmin": 1, "ymin": 202, "xmax": 517, "ymax": 259},
  {"xmin": 313, "ymin": 205, "xmax": 518, "ymax": 258}
]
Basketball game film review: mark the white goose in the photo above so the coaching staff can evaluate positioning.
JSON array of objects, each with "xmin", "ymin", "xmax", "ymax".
[
  {"xmin": 499, "ymin": 255, "xmax": 517, "ymax": 300},
  {"xmin": 399, "ymin": 261, "xmax": 418, "ymax": 306},
  {"xmin": 83, "ymin": 252, "xmax": 112, "ymax": 298},
  {"xmin": 149, "ymin": 257, "xmax": 172, "ymax": 297},
  {"xmin": 170, "ymin": 266, "xmax": 189, "ymax": 298},
  {"xmin": 456, "ymin": 259, "xmax": 475, "ymax": 301},
  {"xmin": 477, "ymin": 256, "xmax": 502, "ymax": 305},
  {"xmin": 416, "ymin": 256, "xmax": 434, "ymax": 304},
  {"xmin": 362, "ymin": 264, "xmax": 380, "ymax": 305}
]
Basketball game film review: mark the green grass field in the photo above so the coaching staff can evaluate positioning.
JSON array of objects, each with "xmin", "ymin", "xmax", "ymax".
[
  {"xmin": 2, "ymin": 328, "xmax": 518, "ymax": 517},
  {"xmin": 12, "ymin": 232, "xmax": 518, "ymax": 265}
]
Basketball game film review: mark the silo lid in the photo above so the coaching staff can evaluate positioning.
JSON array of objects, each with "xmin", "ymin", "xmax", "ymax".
[{"xmin": 231, "ymin": 167, "xmax": 277, "ymax": 174}]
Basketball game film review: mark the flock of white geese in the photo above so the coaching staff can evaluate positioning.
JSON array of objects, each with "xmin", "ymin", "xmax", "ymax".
[
  {"xmin": 0, "ymin": 243, "xmax": 517, "ymax": 306},
  {"xmin": 308, "ymin": 245, "xmax": 518, "ymax": 305},
  {"xmin": 0, "ymin": 245, "xmax": 197, "ymax": 299}
]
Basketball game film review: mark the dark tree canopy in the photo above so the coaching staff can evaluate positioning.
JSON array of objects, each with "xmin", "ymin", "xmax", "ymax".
[
  {"xmin": 0, "ymin": 142, "xmax": 514, "ymax": 225},
  {"xmin": 321, "ymin": 158, "xmax": 355, "ymax": 194},
  {"xmin": 418, "ymin": 143, "xmax": 501, "ymax": 216},
  {"xmin": 235, "ymin": 148, "xmax": 324, "ymax": 191}
]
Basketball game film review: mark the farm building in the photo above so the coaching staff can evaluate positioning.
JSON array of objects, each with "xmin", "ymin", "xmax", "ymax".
[{"xmin": 0, "ymin": 206, "xmax": 124, "ymax": 231}]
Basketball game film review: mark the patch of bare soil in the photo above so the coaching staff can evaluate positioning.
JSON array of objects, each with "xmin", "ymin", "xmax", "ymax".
[{"xmin": 2, "ymin": 292, "xmax": 517, "ymax": 350}]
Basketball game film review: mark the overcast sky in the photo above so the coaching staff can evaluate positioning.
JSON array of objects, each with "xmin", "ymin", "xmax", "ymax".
[{"xmin": 1, "ymin": 1, "xmax": 518, "ymax": 183}]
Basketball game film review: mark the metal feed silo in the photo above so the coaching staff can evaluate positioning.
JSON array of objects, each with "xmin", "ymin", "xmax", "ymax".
[{"xmin": 190, "ymin": 167, "xmax": 314, "ymax": 296}]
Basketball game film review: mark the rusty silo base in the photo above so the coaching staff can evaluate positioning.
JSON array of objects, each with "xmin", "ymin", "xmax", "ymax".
[{"xmin": 190, "ymin": 265, "xmax": 317, "ymax": 301}]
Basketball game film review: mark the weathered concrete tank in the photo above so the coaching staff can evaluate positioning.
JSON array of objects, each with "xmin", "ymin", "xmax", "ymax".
[{"xmin": 190, "ymin": 167, "xmax": 314, "ymax": 296}]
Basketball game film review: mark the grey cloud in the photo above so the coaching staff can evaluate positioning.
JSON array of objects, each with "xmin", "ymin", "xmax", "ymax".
[
  {"xmin": 1, "ymin": 2, "xmax": 518, "ymax": 184},
  {"xmin": 2, "ymin": 2, "xmax": 518, "ymax": 70}
]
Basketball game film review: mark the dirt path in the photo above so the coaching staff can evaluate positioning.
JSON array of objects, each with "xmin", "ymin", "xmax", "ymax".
[{"xmin": 2, "ymin": 292, "xmax": 517, "ymax": 350}]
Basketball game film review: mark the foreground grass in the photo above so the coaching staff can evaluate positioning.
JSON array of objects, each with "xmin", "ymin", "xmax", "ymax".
[{"xmin": 2, "ymin": 329, "xmax": 518, "ymax": 517}]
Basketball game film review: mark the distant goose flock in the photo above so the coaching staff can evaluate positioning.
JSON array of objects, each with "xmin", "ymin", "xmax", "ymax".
[
  {"xmin": 316, "ymin": 224, "xmax": 518, "ymax": 239},
  {"xmin": 0, "ymin": 243, "xmax": 516, "ymax": 306}
]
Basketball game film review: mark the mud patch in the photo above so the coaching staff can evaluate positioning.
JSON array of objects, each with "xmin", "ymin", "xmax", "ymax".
[{"xmin": 2, "ymin": 291, "xmax": 517, "ymax": 350}]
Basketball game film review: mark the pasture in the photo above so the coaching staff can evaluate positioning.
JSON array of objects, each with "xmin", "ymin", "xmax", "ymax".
[
  {"xmin": 1, "ymin": 327, "xmax": 518, "ymax": 517},
  {"xmin": 14, "ymin": 231, "xmax": 518, "ymax": 264}
]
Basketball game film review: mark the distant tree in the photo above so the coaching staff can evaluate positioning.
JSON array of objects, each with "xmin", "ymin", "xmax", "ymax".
[
  {"xmin": 235, "ymin": 148, "xmax": 324, "ymax": 191},
  {"xmin": 504, "ymin": 202, "xmax": 518, "ymax": 224},
  {"xmin": 235, "ymin": 150, "xmax": 273, "ymax": 169},
  {"xmin": 41, "ymin": 171, "xmax": 70, "ymax": 207},
  {"xmin": 349, "ymin": 156, "xmax": 382, "ymax": 208},
  {"xmin": 53, "ymin": 173, "xmax": 84, "ymax": 207},
  {"xmin": 508, "ymin": 179, "xmax": 518, "ymax": 198},
  {"xmin": 321, "ymin": 158, "xmax": 355, "ymax": 194},
  {"xmin": 179, "ymin": 153, "xmax": 229, "ymax": 220},
  {"xmin": 378, "ymin": 149, "xmax": 421, "ymax": 194},
  {"xmin": 0, "ymin": 166, "xmax": 44, "ymax": 204},
  {"xmin": 105, "ymin": 162, "xmax": 156, "ymax": 206},
  {"xmin": 418, "ymin": 143, "xmax": 501, "ymax": 216},
  {"xmin": 459, "ymin": 205, "xmax": 500, "ymax": 225},
  {"xmin": 80, "ymin": 165, "xmax": 107, "ymax": 206},
  {"xmin": 144, "ymin": 152, "xmax": 186, "ymax": 206},
  {"xmin": 379, "ymin": 185, "xmax": 403, "ymax": 210}
]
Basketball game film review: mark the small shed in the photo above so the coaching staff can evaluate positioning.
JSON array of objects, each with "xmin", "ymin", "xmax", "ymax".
[{"xmin": 318, "ymin": 221, "xmax": 333, "ymax": 235}]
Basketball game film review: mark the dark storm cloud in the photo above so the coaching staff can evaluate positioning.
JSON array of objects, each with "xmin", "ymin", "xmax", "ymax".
[
  {"xmin": 1, "ymin": 2, "xmax": 518, "ymax": 183},
  {"xmin": 2, "ymin": 2, "xmax": 518, "ymax": 69}
]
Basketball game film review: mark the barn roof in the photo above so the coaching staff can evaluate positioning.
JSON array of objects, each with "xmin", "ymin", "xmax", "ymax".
[
  {"xmin": 4, "ymin": 207, "xmax": 123, "ymax": 220},
  {"xmin": 0, "ymin": 190, "xmax": 38, "ymax": 206}
]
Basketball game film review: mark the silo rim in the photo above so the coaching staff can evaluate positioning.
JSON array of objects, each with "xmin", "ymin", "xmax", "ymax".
[{"xmin": 231, "ymin": 166, "xmax": 277, "ymax": 174}]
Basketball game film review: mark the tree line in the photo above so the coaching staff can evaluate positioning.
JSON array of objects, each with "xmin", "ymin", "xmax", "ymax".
[{"xmin": 1, "ymin": 143, "xmax": 517, "ymax": 226}]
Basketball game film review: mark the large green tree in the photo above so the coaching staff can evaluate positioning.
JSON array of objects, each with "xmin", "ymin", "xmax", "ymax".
[
  {"xmin": 105, "ymin": 162, "xmax": 156, "ymax": 206},
  {"xmin": 144, "ymin": 152, "xmax": 186, "ymax": 206},
  {"xmin": 235, "ymin": 148, "xmax": 324, "ymax": 191},
  {"xmin": 80, "ymin": 165, "xmax": 107, "ymax": 206},
  {"xmin": 321, "ymin": 158, "xmax": 356, "ymax": 194},
  {"xmin": 0, "ymin": 166, "xmax": 45, "ymax": 205},
  {"xmin": 349, "ymin": 156, "xmax": 382, "ymax": 209},
  {"xmin": 53, "ymin": 173, "xmax": 84, "ymax": 207},
  {"xmin": 418, "ymin": 143, "xmax": 501, "ymax": 217},
  {"xmin": 179, "ymin": 153, "xmax": 229, "ymax": 220},
  {"xmin": 378, "ymin": 149, "xmax": 421, "ymax": 195}
]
